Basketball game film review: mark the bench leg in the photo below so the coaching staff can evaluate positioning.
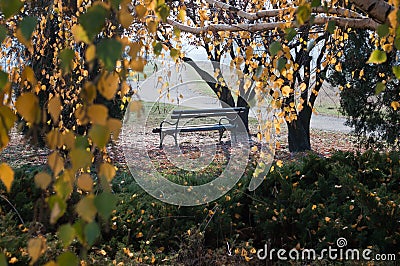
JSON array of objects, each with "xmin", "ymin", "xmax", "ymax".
[
  {"xmin": 173, "ymin": 132, "xmax": 178, "ymax": 147},
  {"xmin": 218, "ymin": 128, "xmax": 225, "ymax": 143},
  {"xmin": 159, "ymin": 132, "xmax": 165, "ymax": 149}
]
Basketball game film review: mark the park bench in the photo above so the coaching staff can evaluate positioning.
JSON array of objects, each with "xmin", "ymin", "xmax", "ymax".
[{"xmin": 152, "ymin": 107, "xmax": 246, "ymax": 148}]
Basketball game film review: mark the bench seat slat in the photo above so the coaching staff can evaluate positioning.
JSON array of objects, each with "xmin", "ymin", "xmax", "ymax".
[
  {"xmin": 153, "ymin": 124, "xmax": 235, "ymax": 134},
  {"xmin": 172, "ymin": 107, "xmax": 245, "ymax": 115}
]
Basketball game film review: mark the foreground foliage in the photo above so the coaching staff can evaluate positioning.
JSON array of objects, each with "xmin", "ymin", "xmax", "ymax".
[{"xmin": 0, "ymin": 150, "xmax": 399, "ymax": 265}]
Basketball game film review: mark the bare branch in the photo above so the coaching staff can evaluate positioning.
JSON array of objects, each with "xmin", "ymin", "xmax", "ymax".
[
  {"xmin": 205, "ymin": 0, "xmax": 365, "ymax": 20},
  {"xmin": 167, "ymin": 16, "xmax": 379, "ymax": 34},
  {"xmin": 350, "ymin": 0, "xmax": 393, "ymax": 25}
]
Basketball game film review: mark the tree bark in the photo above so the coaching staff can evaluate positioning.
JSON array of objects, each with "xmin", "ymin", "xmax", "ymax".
[
  {"xmin": 350, "ymin": 0, "xmax": 393, "ymax": 25},
  {"xmin": 286, "ymin": 106, "xmax": 312, "ymax": 152}
]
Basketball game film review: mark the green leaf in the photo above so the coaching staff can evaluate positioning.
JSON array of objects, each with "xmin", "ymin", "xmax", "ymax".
[
  {"xmin": 75, "ymin": 135, "xmax": 89, "ymax": 149},
  {"xmin": 327, "ymin": 21, "xmax": 336, "ymax": 34},
  {"xmin": 84, "ymin": 222, "xmax": 100, "ymax": 247},
  {"xmin": 277, "ymin": 58, "xmax": 287, "ymax": 72},
  {"xmin": 96, "ymin": 39, "xmax": 123, "ymax": 71},
  {"xmin": 0, "ymin": 253, "xmax": 6, "ymax": 266},
  {"xmin": 79, "ymin": 4, "xmax": 109, "ymax": 41},
  {"xmin": 153, "ymin": 42, "xmax": 163, "ymax": 56},
  {"xmin": 377, "ymin": 24, "xmax": 389, "ymax": 38},
  {"xmin": 88, "ymin": 124, "xmax": 110, "ymax": 148},
  {"xmin": 375, "ymin": 82, "xmax": 386, "ymax": 95},
  {"xmin": 170, "ymin": 48, "xmax": 179, "ymax": 59},
  {"xmin": 76, "ymin": 195, "xmax": 97, "ymax": 223},
  {"xmin": 59, "ymin": 49, "xmax": 75, "ymax": 73},
  {"xmin": 392, "ymin": 66, "xmax": 400, "ymax": 79},
  {"xmin": 94, "ymin": 192, "xmax": 117, "ymax": 220},
  {"xmin": 395, "ymin": 37, "xmax": 400, "ymax": 50},
  {"xmin": 269, "ymin": 41, "xmax": 282, "ymax": 57},
  {"xmin": 0, "ymin": 25, "xmax": 7, "ymax": 43},
  {"xmin": 110, "ymin": 0, "xmax": 121, "ymax": 10},
  {"xmin": 19, "ymin": 16, "xmax": 38, "ymax": 40},
  {"xmin": 367, "ymin": 50, "xmax": 387, "ymax": 64},
  {"xmin": 285, "ymin": 27, "xmax": 297, "ymax": 42},
  {"xmin": 296, "ymin": 4, "xmax": 311, "ymax": 25},
  {"xmin": 0, "ymin": 70, "xmax": 8, "ymax": 91},
  {"xmin": 48, "ymin": 195, "xmax": 67, "ymax": 224},
  {"xmin": 0, "ymin": 0, "xmax": 23, "ymax": 19},
  {"xmin": 156, "ymin": 4, "xmax": 170, "ymax": 22},
  {"xmin": 311, "ymin": 0, "xmax": 321, "ymax": 7},
  {"xmin": 58, "ymin": 224, "xmax": 75, "ymax": 248},
  {"xmin": 70, "ymin": 148, "xmax": 92, "ymax": 171},
  {"xmin": 57, "ymin": 252, "xmax": 79, "ymax": 266},
  {"xmin": 73, "ymin": 220, "xmax": 85, "ymax": 244}
]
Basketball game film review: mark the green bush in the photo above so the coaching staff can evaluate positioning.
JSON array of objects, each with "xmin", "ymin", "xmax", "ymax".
[
  {"xmin": 251, "ymin": 151, "xmax": 400, "ymax": 253},
  {"xmin": 1, "ymin": 150, "xmax": 399, "ymax": 264}
]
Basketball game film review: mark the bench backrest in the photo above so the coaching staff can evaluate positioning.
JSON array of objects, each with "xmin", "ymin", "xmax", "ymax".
[{"xmin": 170, "ymin": 107, "xmax": 246, "ymax": 119}]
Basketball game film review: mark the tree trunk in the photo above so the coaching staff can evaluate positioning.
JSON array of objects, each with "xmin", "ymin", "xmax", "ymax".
[
  {"xmin": 236, "ymin": 95, "xmax": 250, "ymax": 134},
  {"xmin": 286, "ymin": 106, "xmax": 312, "ymax": 152}
]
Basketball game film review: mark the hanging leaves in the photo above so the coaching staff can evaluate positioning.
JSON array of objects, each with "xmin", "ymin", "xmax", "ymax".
[
  {"xmin": 27, "ymin": 237, "xmax": 46, "ymax": 265},
  {"xmin": 15, "ymin": 92, "xmax": 40, "ymax": 124},
  {"xmin": 0, "ymin": 0, "xmax": 23, "ymax": 19},
  {"xmin": 34, "ymin": 172, "xmax": 52, "ymax": 190},
  {"xmin": 96, "ymin": 39, "xmax": 123, "ymax": 71},
  {"xmin": 0, "ymin": 163, "xmax": 14, "ymax": 192},
  {"xmin": 367, "ymin": 50, "xmax": 387, "ymax": 64},
  {"xmin": 48, "ymin": 95, "xmax": 62, "ymax": 123},
  {"xmin": 79, "ymin": 4, "xmax": 109, "ymax": 41}
]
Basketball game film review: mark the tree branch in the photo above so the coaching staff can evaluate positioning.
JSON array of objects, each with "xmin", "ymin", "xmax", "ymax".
[
  {"xmin": 350, "ymin": 0, "xmax": 393, "ymax": 25},
  {"xmin": 167, "ymin": 16, "xmax": 379, "ymax": 34},
  {"xmin": 205, "ymin": 0, "xmax": 365, "ymax": 20}
]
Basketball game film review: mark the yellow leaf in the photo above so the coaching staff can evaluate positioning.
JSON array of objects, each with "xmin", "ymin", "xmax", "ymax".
[
  {"xmin": 391, "ymin": 101, "xmax": 400, "ymax": 110},
  {"xmin": 135, "ymin": 4, "xmax": 147, "ymax": 19},
  {"xmin": 0, "ymin": 106, "xmax": 16, "ymax": 150},
  {"xmin": 281, "ymin": 85, "xmax": 291, "ymax": 97},
  {"xmin": 129, "ymin": 100, "xmax": 143, "ymax": 113},
  {"xmin": 21, "ymin": 66, "xmax": 37, "ymax": 85},
  {"xmin": 88, "ymin": 104, "xmax": 108, "ymax": 125},
  {"xmin": 76, "ymin": 195, "xmax": 97, "ymax": 222},
  {"xmin": 130, "ymin": 58, "xmax": 145, "ymax": 72},
  {"xmin": 98, "ymin": 72, "xmax": 119, "ymax": 100},
  {"xmin": 62, "ymin": 131, "xmax": 75, "ymax": 149},
  {"xmin": 48, "ymin": 95, "xmax": 61, "ymax": 123},
  {"xmin": 72, "ymin": 24, "xmax": 90, "ymax": 44},
  {"xmin": 15, "ymin": 92, "xmax": 41, "ymax": 124},
  {"xmin": 99, "ymin": 163, "xmax": 116, "ymax": 182},
  {"xmin": 146, "ymin": 18, "xmax": 158, "ymax": 33},
  {"xmin": 48, "ymin": 152, "xmax": 64, "ymax": 177},
  {"xmin": 325, "ymin": 217, "xmax": 331, "ymax": 222},
  {"xmin": 77, "ymin": 173, "xmax": 93, "ymax": 192},
  {"xmin": 27, "ymin": 237, "xmax": 46, "ymax": 265},
  {"xmin": 81, "ymin": 82, "xmax": 97, "ymax": 103},
  {"xmin": 0, "ymin": 163, "xmax": 14, "ymax": 193},
  {"xmin": 34, "ymin": 172, "xmax": 52, "ymax": 190},
  {"xmin": 276, "ymin": 160, "xmax": 283, "ymax": 168},
  {"xmin": 107, "ymin": 118, "xmax": 122, "ymax": 141},
  {"xmin": 46, "ymin": 129, "xmax": 63, "ymax": 150},
  {"xmin": 85, "ymin": 44, "xmax": 96, "ymax": 62},
  {"xmin": 128, "ymin": 42, "xmax": 142, "ymax": 59}
]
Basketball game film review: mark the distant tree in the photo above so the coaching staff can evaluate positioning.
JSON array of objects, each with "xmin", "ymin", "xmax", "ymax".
[{"xmin": 328, "ymin": 30, "xmax": 400, "ymax": 149}]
